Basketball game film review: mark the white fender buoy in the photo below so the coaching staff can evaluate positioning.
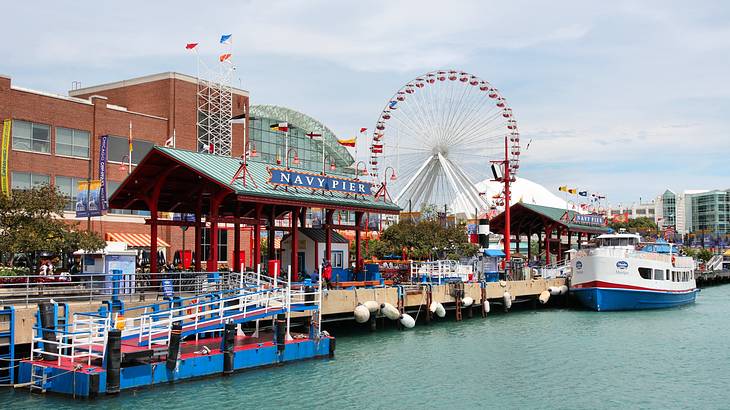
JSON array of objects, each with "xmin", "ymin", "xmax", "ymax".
[
  {"xmin": 399, "ymin": 313, "xmax": 415, "ymax": 328},
  {"xmin": 539, "ymin": 290, "xmax": 550, "ymax": 304},
  {"xmin": 503, "ymin": 292, "xmax": 512, "ymax": 310},
  {"xmin": 548, "ymin": 286, "xmax": 561, "ymax": 296},
  {"xmin": 363, "ymin": 300, "xmax": 380, "ymax": 313},
  {"xmin": 429, "ymin": 302, "xmax": 439, "ymax": 313},
  {"xmin": 499, "ymin": 280, "xmax": 507, "ymax": 288},
  {"xmin": 380, "ymin": 303, "xmax": 400, "ymax": 320},
  {"xmin": 354, "ymin": 304, "xmax": 370, "ymax": 323},
  {"xmin": 462, "ymin": 296, "xmax": 474, "ymax": 307},
  {"xmin": 435, "ymin": 302, "xmax": 446, "ymax": 318},
  {"xmin": 484, "ymin": 300, "xmax": 491, "ymax": 313},
  {"xmin": 559, "ymin": 285, "xmax": 569, "ymax": 295}
]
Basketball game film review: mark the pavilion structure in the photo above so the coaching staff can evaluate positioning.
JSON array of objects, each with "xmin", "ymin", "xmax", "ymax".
[
  {"xmin": 108, "ymin": 147, "xmax": 400, "ymax": 278},
  {"xmin": 489, "ymin": 202, "xmax": 610, "ymax": 264}
]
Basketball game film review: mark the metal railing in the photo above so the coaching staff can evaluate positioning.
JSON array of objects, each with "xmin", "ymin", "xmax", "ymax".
[
  {"xmin": 0, "ymin": 272, "xmax": 228, "ymax": 307},
  {"xmin": 410, "ymin": 260, "xmax": 473, "ymax": 283},
  {"xmin": 31, "ymin": 313, "xmax": 109, "ymax": 367}
]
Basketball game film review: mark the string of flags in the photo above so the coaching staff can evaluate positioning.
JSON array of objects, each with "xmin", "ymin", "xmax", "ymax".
[
  {"xmin": 559, "ymin": 186, "xmax": 606, "ymax": 202},
  {"xmin": 269, "ymin": 122, "xmax": 289, "ymax": 132}
]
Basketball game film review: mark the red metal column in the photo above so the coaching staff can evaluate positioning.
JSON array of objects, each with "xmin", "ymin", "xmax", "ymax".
[
  {"xmin": 207, "ymin": 193, "xmax": 226, "ymax": 272},
  {"xmin": 233, "ymin": 222, "xmax": 241, "ymax": 271},
  {"xmin": 150, "ymin": 201, "xmax": 159, "ymax": 275},
  {"xmin": 194, "ymin": 200, "xmax": 202, "ymax": 272},
  {"xmin": 355, "ymin": 211, "xmax": 363, "ymax": 274},
  {"xmin": 325, "ymin": 209, "xmax": 333, "ymax": 263},
  {"xmin": 503, "ymin": 136, "xmax": 511, "ymax": 262},
  {"xmin": 253, "ymin": 204, "xmax": 263, "ymax": 269},
  {"xmin": 545, "ymin": 225, "xmax": 552, "ymax": 265},
  {"xmin": 291, "ymin": 208, "xmax": 299, "ymax": 281},
  {"xmin": 267, "ymin": 208, "xmax": 276, "ymax": 260}
]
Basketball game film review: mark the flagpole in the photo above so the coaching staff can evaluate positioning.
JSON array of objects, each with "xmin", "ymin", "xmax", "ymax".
[
  {"xmin": 321, "ymin": 131, "xmax": 326, "ymax": 175},
  {"xmin": 285, "ymin": 115, "xmax": 289, "ymax": 169}
]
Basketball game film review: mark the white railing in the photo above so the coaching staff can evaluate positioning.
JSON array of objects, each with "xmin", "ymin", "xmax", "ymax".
[
  {"xmin": 410, "ymin": 260, "xmax": 472, "ymax": 283},
  {"xmin": 539, "ymin": 261, "xmax": 572, "ymax": 279},
  {"xmin": 31, "ymin": 313, "xmax": 109, "ymax": 367}
]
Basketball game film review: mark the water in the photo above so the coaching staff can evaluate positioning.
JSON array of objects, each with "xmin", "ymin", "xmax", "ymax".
[{"xmin": 3, "ymin": 285, "xmax": 730, "ymax": 409}]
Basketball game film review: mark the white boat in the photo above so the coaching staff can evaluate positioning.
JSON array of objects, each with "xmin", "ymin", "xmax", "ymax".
[{"xmin": 570, "ymin": 232, "xmax": 698, "ymax": 311}]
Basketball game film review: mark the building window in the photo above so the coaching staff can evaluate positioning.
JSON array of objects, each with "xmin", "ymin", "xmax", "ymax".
[
  {"xmin": 106, "ymin": 180, "xmax": 150, "ymax": 216},
  {"xmin": 11, "ymin": 172, "xmax": 49, "ymax": 189},
  {"xmin": 56, "ymin": 127, "xmax": 90, "ymax": 158},
  {"xmin": 331, "ymin": 250, "xmax": 344, "ymax": 268},
  {"xmin": 107, "ymin": 136, "xmax": 155, "ymax": 164},
  {"xmin": 12, "ymin": 120, "xmax": 50, "ymax": 153},
  {"xmin": 202, "ymin": 228, "xmax": 228, "ymax": 263},
  {"xmin": 55, "ymin": 176, "xmax": 81, "ymax": 211}
]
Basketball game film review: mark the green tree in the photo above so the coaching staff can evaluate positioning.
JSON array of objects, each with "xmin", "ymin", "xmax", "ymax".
[
  {"xmin": 366, "ymin": 220, "xmax": 477, "ymax": 261},
  {"xmin": 0, "ymin": 185, "xmax": 105, "ymax": 266},
  {"xmin": 609, "ymin": 217, "xmax": 658, "ymax": 237}
]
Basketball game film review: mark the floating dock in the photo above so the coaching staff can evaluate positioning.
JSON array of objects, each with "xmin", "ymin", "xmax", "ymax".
[{"xmin": 15, "ymin": 279, "xmax": 332, "ymax": 397}]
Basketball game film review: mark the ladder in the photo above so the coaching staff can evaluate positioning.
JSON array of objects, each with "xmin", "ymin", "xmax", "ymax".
[
  {"xmin": 0, "ymin": 306, "xmax": 15, "ymax": 385},
  {"xmin": 29, "ymin": 363, "xmax": 48, "ymax": 393}
]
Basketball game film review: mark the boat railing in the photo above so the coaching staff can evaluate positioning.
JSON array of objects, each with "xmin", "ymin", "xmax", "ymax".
[
  {"xmin": 410, "ymin": 260, "xmax": 471, "ymax": 283},
  {"xmin": 539, "ymin": 261, "xmax": 572, "ymax": 279}
]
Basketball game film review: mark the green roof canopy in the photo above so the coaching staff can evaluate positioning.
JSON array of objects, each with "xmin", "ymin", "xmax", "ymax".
[
  {"xmin": 109, "ymin": 147, "xmax": 400, "ymax": 217},
  {"xmin": 490, "ymin": 202, "xmax": 611, "ymax": 235}
]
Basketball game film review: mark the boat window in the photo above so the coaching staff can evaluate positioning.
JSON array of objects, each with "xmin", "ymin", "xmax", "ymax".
[
  {"xmin": 653, "ymin": 269, "xmax": 664, "ymax": 281},
  {"xmin": 638, "ymin": 267, "xmax": 652, "ymax": 280}
]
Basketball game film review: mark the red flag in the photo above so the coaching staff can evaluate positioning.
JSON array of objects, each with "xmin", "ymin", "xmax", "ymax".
[
  {"xmin": 186, "ymin": 43, "xmax": 198, "ymax": 50},
  {"xmin": 219, "ymin": 53, "xmax": 232, "ymax": 62},
  {"xmin": 359, "ymin": 127, "xmax": 367, "ymax": 133}
]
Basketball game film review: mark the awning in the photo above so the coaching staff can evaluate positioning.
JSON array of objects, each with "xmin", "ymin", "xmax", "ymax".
[
  {"xmin": 106, "ymin": 233, "xmax": 170, "ymax": 248},
  {"xmin": 483, "ymin": 249, "xmax": 506, "ymax": 257}
]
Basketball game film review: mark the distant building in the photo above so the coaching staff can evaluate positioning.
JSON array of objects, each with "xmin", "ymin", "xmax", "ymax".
[{"xmin": 611, "ymin": 188, "xmax": 730, "ymax": 236}]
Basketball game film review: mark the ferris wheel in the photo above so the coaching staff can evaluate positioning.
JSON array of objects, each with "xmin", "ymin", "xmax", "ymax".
[{"xmin": 369, "ymin": 69, "xmax": 520, "ymax": 217}]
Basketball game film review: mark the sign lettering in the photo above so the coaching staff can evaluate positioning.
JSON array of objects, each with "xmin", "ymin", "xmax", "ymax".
[{"xmin": 269, "ymin": 168, "xmax": 372, "ymax": 195}]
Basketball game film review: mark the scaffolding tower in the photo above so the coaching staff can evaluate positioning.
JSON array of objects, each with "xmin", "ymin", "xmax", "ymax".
[{"xmin": 195, "ymin": 49, "xmax": 235, "ymax": 157}]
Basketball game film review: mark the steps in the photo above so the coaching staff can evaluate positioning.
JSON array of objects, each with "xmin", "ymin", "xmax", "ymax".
[{"xmin": 0, "ymin": 306, "xmax": 15, "ymax": 385}]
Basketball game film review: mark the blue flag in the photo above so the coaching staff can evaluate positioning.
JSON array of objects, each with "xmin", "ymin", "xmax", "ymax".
[
  {"xmin": 388, "ymin": 101, "xmax": 398, "ymax": 109},
  {"xmin": 220, "ymin": 34, "xmax": 232, "ymax": 44}
]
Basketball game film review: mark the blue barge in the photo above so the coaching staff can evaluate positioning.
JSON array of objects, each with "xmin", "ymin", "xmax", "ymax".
[{"xmin": 18, "ymin": 277, "xmax": 333, "ymax": 397}]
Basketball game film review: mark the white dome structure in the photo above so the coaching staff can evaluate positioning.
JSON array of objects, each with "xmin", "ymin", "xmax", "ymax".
[{"xmin": 451, "ymin": 177, "xmax": 572, "ymax": 218}]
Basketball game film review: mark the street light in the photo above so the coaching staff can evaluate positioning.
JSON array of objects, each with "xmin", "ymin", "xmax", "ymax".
[
  {"xmin": 355, "ymin": 161, "xmax": 368, "ymax": 180},
  {"xmin": 286, "ymin": 148, "xmax": 300, "ymax": 169}
]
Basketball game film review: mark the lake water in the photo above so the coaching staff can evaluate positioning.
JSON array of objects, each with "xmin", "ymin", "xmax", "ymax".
[{"xmin": 3, "ymin": 285, "xmax": 729, "ymax": 409}]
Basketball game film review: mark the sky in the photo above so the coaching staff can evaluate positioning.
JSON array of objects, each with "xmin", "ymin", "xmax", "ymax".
[{"xmin": 1, "ymin": 0, "xmax": 729, "ymax": 205}]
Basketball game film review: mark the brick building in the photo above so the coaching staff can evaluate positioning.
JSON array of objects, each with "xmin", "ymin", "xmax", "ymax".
[{"xmin": 0, "ymin": 72, "xmax": 253, "ymax": 268}]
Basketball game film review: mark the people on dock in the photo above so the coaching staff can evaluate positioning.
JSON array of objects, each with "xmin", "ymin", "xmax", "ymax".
[{"xmin": 322, "ymin": 259, "xmax": 332, "ymax": 289}]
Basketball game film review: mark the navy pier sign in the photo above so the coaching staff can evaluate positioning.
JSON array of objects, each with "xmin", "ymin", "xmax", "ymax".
[
  {"xmin": 572, "ymin": 213, "xmax": 605, "ymax": 226},
  {"xmin": 269, "ymin": 168, "xmax": 372, "ymax": 195}
]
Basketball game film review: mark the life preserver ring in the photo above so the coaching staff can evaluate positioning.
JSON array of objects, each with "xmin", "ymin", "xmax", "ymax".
[{"xmin": 671, "ymin": 255, "xmax": 676, "ymax": 267}]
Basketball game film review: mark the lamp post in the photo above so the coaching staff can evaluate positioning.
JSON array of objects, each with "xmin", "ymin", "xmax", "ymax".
[
  {"xmin": 323, "ymin": 155, "xmax": 336, "ymax": 175},
  {"xmin": 355, "ymin": 161, "xmax": 368, "ymax": 180},
  {"xmin": 119, "ymin": 154, "xmax": 132, "ymax": 175},
  {"xmin": 286, "ymin": 148, "xmax": 300, "ymax": 170}
]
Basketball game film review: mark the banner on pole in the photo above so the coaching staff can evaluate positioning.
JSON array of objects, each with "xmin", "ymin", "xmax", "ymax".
[
  {"xmin": 76, "ymin": 180, "xmax": 103, "ymax": 217},
  {"xmin": 0, "ymin": 119, "xmax": 11, "ymax": 197},
  {"xmin": 98, "ymin": 135, "xmax": 108, "ymax": 211}
]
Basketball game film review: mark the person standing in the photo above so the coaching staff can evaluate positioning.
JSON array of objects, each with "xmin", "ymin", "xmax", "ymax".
[{"xmin": 322, "ymin": 260, "xmax": 332, "ymax": 289}]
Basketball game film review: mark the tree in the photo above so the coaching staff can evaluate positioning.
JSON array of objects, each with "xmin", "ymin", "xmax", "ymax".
[
  {"xmin": 609, "ymin": 217, "xmax": 658, "ymax": 237},
  {"xmin": 0, "ymin": 185, "xmax": 106, "ymax": 267},
  {"xmin": 366, "ymin": 220, "xmax": 477, "ymax": 261}
]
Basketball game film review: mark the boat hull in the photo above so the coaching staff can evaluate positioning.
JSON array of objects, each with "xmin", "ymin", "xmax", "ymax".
[{"xmin": 571, "ymin": 285, "xmax": 698, "ymax": 311}]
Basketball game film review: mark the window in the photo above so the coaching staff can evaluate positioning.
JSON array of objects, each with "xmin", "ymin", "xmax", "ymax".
[
  {"xmin": 202, "ymin": 228, "xmax": 228, "ymax": 262},
  {"xmin": 653, "ymin": 269, "xmax": 664, "ymax": 281},
  {"xmin": 331, "ymin": 250, "xmax": 344, "ymax": 268},
  {"xmin": 11, "ymin": 172, "xmax": 49, "ymax": 189},
  {"xmin": 672, "ymin": 271, "xmax": 677, "ymax": 282},
  {"xmin": 56, "ymin": 127, "xmax": 90, "ymax": 158},
  {"xmin": 55, "ymin": 176, "xmax": 81, "ymax": 211},
  {"xmin": 107, "ymin": 136, "xmax": 155, "ymax": 164},
  {"xmin": 12, "ymin": 120, "xmax": 50, "ymax": 153},
  {"xmin": 638, "ymin": 267, "xmax": 652, "ymax": 280}
]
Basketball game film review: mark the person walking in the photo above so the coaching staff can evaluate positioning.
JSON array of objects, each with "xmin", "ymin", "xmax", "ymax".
[{"xmin": 322, "ymin": 260, "xmax": 333, "ymax": 289}]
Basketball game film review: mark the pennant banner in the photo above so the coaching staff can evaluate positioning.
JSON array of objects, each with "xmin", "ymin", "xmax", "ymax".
[
  {"xmin": 337, "ymin": 138, "xmax": 356, "ymax": 147},
  {"xmin": 98, "ymin": 135, "xmax": 108, "ymax": 212}
]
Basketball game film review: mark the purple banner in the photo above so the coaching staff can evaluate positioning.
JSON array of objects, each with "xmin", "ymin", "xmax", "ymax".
[{"xmin": 99, "ymin": 135, "xmax": 108, "ymax": 211}]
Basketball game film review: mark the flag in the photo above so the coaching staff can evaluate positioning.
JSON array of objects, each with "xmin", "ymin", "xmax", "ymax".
[
  {"xmin": 219, "ymin": 53, "xmax": 232, "ymax": 62},
  {"xmin": 305, "ymin": 132, "xmax": 322, "ymax": 139},
  {"xmin": 568, "ymin": 188, "xmax": 577, "ymax": 195},
  {"xmin": 558, "ymin": 186, "xmax": 568, "ymax": 192},
  {"xmin": 359, "ymin": 127, "xmax": 367, "ymax": 133},
  {"xmin": 269, "ymin": 122, "xmax": 288, "ymax": 132},
  {"xmin": 203, "ymin": 143, "xmax": 214, "ymax": 154},
  {"xmin": 185, "ymin": 43, "xmax": 198, "ymax": 50},
  {"xmin": 337, "ymin": 138, "xmax": 356, "ymax": 147},
  {"xmin": 388, "ymin": 101, "xmax": 398, "ymax": 109},
  {"xmin": 229, "ymin": 113, "xmax": 247, "ymax": 124},
  {"xmin": 128, "ymin": 122, "xmax": 133, "ymax": 153},
  {"xmin": 578, "ymin": 191, "xmax": 588, "ymax": 197},
  {"xmin": 164, "ymin": 135, "xmax": 175, "ymax": 147},
  {"xmin": 220, "ymin": 34, "xmax": 232, "ymax": 44},
  {"xmin": 373, "ymin": 132, "xmax": 383, "ymax": 141}
]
